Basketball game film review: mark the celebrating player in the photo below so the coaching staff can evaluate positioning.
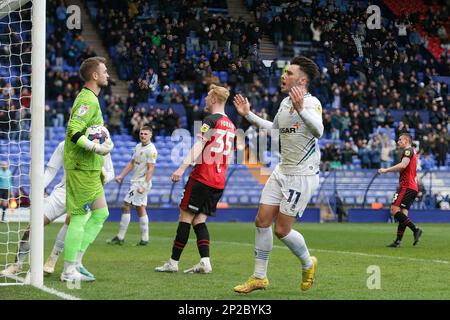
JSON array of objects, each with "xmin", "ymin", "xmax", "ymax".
[
  {"xmin": 379, "ymin": 133, "xmax": 423, "ymax": 247},
  {"xmin": 61, "ymin": 56, "xmax": 114, "ymax": 282},
  {"xmin": 155, "ymin": 84, "xmax": 236, "ymax": 274},
  {"xmin": 108, "ymin": 126, "xmax": 157, "ymax": 246},
  {"xmin": 233, "ymin": 56, "xmax": 322, "ymax": 293},
  {"xmin": 0, "ymin": 141, "xmax": 114, "ymax": 277}
]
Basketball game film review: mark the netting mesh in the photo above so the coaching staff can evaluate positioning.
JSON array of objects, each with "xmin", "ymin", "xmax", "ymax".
[{"xmin": 0, "ymin": 0, "xmax": 33, "ymax": 285}]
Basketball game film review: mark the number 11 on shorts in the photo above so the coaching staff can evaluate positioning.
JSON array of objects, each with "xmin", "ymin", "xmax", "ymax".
[{"xmin": 287, "ymin": 189, "xmax": 301, "ymax": 209}]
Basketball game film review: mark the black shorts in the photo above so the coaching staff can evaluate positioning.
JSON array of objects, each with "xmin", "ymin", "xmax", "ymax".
[
  {"xmin": 391, "ymin": 187, "xmax": 417, "ymax": 210},
  {"xmin": 180, "ymin": 178, "xmax": 223, "ymax": 216},
  {"xmin": 0, "ymin": 189, "xmax": 8, "ymax": 200}
]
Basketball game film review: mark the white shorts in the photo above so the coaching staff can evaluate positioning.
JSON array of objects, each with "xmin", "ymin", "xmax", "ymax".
[
  {"xmin": 260, "ymin": 168, "xmax": 320, "ymax": 218},
  {"xmin": 44, "ymin": 185, "xmax": 66, "ymax": 222},
  {"xmin": 124, "ymin": 183, "xmax": 152, "ymax": 207}
]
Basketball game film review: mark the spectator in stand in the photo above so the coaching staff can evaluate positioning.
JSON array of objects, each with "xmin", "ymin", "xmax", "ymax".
[
  {"xmin": 416, "ymin": 178, "xmax": 427, "ymax": 209},
  {"xmin": 435, "ymin": 136, "xmax": 448, "ymax": 167},
  {"xmin": 107, "ymin": 101, "xmax": 124, "ymax": 136},
  {"xmin": 45, "ymin": 104, "xmax": 55, "ymax": 141},
  {"xmin": 341, "ymin": 142, "xmax": 355, "ymax": 170},
  {"xmin": 358, "ymin": 140, "xmax": 371, "ymax": 169},
  {"xmin": 330, "ymin": 109, "xmax": 342, "ymax": 140},
  {"xmin": 395, "ymin": 121, "xmax": 410, "ymax": 140},
  {"xmin": 53, "ymin": 94, "xmax": 66, "ymax": 127},
  {"xmin": 164, "ymin": 107, "xmax": 181, "ymax": 136},
  {"xmin": 370, "ymin": 141, "xmax": 382, "ymax": 169}
]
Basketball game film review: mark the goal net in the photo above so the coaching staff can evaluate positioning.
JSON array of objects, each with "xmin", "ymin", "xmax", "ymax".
[{"xmin": 0, "ymin": 0, "xmax": 45, "ymax": 287}]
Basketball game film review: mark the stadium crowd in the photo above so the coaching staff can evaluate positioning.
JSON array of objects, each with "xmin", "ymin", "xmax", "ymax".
[{"xmin": 6, "ymin": 0, "xmax": 449, "ymax": 171}]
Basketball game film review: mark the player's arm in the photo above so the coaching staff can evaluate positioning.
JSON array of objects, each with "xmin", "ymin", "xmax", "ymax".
[
  {"xmin": 115, "ymin": 159, "xmax": 134, "ymax": 184},
  {"xmin": 101, "ymin": 153, "xmax": 115, "ymax": 185},
  {"xmin": 172, "ymin": 138, "xmax": 207, "ymax": 182},
  {"xmin": 378, "ymin": 157, "xmax": 410, "ymax": 174},
  {"xmin": 43, "ymin": 141, "xmax": 64, "ymax": 189},
  {"xmin": 233, "ymin": 94, "xmax": 277, "ymax": 130},
  {"xmin": 67, "ymin": 102, "xmax": 113, "ymax": 155},
  {"xmin": 290, "ymin": 87, "xmax": 324, "ymax": 138},
  {"xmin": 138, "ymin": 163, "xmax": 155, "ymax": 193}
]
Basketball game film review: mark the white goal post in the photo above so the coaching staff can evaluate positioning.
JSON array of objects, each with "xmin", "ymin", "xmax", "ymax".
[
  {"xmin": 30, "ymin": 0, "xmax": 45, "ymax": 288},
  {"xmin": 0, "ymin": 0, "xmax": 45, "ymax": 288}
]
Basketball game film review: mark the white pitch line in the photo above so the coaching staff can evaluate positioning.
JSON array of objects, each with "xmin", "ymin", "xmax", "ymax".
[
  {"xmin": 224, "ymin": 241, "xmax": 450, "ymax": 265},
  {"xmin": 38, "ymin": 285, "xmax": 81, "ymax": 300},
  {"xmin": 2, "ymin": 273, "xmax": 81, "ymax": 300},
  {"xmin": 156, "ymin": 236, "xmax": 450, "ymax": 265}
]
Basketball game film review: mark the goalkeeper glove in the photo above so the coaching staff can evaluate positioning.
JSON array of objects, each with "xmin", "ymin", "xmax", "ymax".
[{"xmin": 77, "ymin": 135, "xmax": 114, "ymax": 156}]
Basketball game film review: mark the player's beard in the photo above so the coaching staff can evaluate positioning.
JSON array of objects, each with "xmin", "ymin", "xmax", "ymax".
[{"xmin": 98, "ymin": 78, "xmax": 109, "ymax": 88}]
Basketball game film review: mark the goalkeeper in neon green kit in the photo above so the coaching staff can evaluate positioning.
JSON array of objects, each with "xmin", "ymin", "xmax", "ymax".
[{"xmin": 61, "ymin": 56, "xmax": 114, "ymax": 282}]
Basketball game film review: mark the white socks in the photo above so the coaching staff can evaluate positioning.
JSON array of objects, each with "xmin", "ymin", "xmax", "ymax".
[
  {"xmin": 49, "ymin": 223, "xmax": 68, "ymax": 263},
  {"xmin": 280, "ymin": 229, "xmax": 312, "ymax": 269},
  {"xmin": 139, "ymin": 215, "xmax": 149, "ymax": 241},
  {"xmin": 117, "ymin": 213, "xmax": 131, "ymax": 240},
  {"xmin": 253, "ymin": 226, "xmax": 273, "ymax": 279}
]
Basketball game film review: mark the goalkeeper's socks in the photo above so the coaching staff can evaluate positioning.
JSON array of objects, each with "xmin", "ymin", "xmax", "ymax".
[
  {"xmin": 139, "ymin": 215, "xmax": 149, "ymax": 242},
  {"xmin": 193, "ymin": 223, "xmax": 210, "ymax": 258},
  {"xmin": 171, "ymin": 222, "xmax": 191, "ymax": 261},
  {"xmin": 80, "ymin": 207, "xmax": 109, "ymax": 252},
  {"xmin": 117, "ymin": 213, "xmax": 130, "ymax": 241},
  {"xmin": 64, "ymin": 215, "xmax": 86, "ymax": 263},
  {"xmin": 1, "ymin": 208, "xmax": 5, "ymax": 221}
]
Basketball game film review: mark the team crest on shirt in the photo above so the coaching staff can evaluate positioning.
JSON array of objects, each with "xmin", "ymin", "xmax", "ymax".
[
  {"xmin": 315, "ymin": 104, "xmax": 322, "ymax": 115},
  {"xmin": 289, "ymin": 106, "xmax": 294, "ymax": 114},
  {"xmin": 405, "ymin": 149, "xmax": 411, "ymax": 157},
  {"xmin": 200, "ymin": 123, "xmax": 210, "ymax": 133},
  {"xmin": 78, "ymin": 105, "xmax": 89, "ymax": 116}
]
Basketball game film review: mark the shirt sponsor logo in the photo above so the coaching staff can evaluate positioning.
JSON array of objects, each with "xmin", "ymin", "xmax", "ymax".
[
  {"xmin": 78, "ymin": 105, "xmax": 89, "ymax": 116},
  {"xmin": 280, "ymin": 128, "xmax": 297, "ymax": 134}
]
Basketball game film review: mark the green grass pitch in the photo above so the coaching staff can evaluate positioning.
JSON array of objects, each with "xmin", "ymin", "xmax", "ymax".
[{"xmin": 1, "ymin": 222, "xmax": 449, "ymax": 300}]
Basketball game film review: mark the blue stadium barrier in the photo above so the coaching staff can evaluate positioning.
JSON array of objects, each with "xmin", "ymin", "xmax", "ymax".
[
  {"xmin": 107, "ymin": 208, "xmax": 321, "ymax": 223},
  {"xmin": 349, "ymin": 209, "xmax": 450, "ymax": 223}
]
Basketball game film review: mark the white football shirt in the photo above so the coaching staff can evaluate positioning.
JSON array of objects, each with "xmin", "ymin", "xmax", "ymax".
[{"xmin": 130, "ymin": 142, "xmax": 158, "ymax": 183}]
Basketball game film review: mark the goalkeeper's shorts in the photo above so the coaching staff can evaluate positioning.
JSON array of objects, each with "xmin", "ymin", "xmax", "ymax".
[{"xmin": 66, "ymin": 169, "xmax": 104, "ymax": 215}]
